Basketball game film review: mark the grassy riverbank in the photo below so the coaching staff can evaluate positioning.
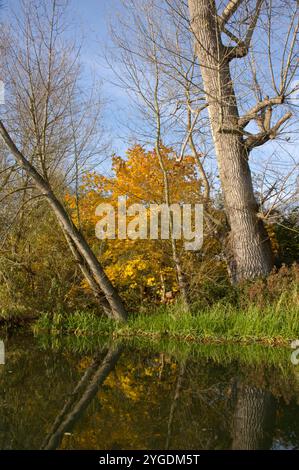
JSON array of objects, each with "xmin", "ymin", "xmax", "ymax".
[{"xmin": 33, "ymin": 294, "xmax": 299, "ymax": 346}]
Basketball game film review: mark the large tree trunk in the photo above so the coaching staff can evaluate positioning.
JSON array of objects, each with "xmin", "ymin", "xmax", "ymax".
[
  {"xmin": 0, "ymin": 121, "xmax": 127, "ymax": 322},
  {"xmin": 232, "ymin": 383, "xmax": 276, "ymax": 449},
  {"xmin": 188, "ymin": 0, "xmax": 274, "ymax": 281}
]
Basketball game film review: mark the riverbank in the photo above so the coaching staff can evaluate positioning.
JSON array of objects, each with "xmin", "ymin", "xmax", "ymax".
[
  {"xmin": 0, "ymin": 314, "xmax": 38, "ymax": 329},
  {"xmin": 33, "ymin": 298, "xmax": 299, "ymax": 346}
]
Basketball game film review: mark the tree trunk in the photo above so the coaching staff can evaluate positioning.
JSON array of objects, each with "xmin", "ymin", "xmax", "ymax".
[
  {"xmin": 63, "ymin": 233, "xmax": 114, "ymax": 318},
  {"xmin": 188, "ymin": 0, "xmax": 274, "ymax": 281},
  {"xmin": 155, "ymin": 144, "xmax": 189, "ymax": 308},
  {"xmin": 0, "ymin": 121, "xmax": 127, "ymax": 322}
]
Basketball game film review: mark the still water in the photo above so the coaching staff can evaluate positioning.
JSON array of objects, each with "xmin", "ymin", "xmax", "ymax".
[{"xmin": 0, "ymin": 331, "xmax": 299, "ymax": 450}]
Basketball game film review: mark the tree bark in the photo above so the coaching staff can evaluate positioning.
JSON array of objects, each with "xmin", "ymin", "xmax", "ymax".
[
  {"xmin": 63, "ymin": 233, "xmax": 114, "ymax": 318},
  {"xmin": 0, "ymin": 120, "xmax": 127, "ymax": 322},
  {"xmin": 188, "ymin": 0, "xmax": 274, "ymax": 281}
]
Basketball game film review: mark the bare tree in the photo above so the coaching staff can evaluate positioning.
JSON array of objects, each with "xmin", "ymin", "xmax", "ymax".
[
  {"xmin": 112, "ymin": 0, "xmax": 298, "ymax": 282},
  {"xmin": 187, "ymin": 0, "xmax": 299, "ymax": 280},
  {"xmin": 0, "ymin": 0, "xmax": 127, "ymax": 321},
  {"xmin": 109, "ymin": 0, "xmax": 215, "ymax": 305}
]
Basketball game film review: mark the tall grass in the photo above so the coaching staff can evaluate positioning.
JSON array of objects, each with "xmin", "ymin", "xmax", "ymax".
[
  {"xmin": 33, "ymin": 296, "xmax": 299, "ymax": 346},
  {"xmin": 32, "ymin": 310, "xmax": 115, "ymax": 336},
  {"xmin": 33, "ymin": 264, "xmax": 299, "ymax": 345},
  {"xmin": 117, "ymin": 299, "xmax": 299, "ymax": 344}
]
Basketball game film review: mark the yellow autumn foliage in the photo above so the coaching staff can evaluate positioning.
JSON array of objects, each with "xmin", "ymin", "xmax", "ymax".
[{"xmin": 65, "ymin": 145, "xmax": 204, "ymax": 305}]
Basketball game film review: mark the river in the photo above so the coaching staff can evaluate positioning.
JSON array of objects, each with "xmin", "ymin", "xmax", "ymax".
[{"xmin": 0, "ymin": 330, "xmax": 298, "ymax": 450}]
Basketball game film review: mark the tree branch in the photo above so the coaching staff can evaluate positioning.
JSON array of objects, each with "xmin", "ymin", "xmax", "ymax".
[
  {"xmin": 218, "ymin": 0, "xmax": 246, "ymax": 30},
  {"xmin": 225, "ymin": 0, "xmax": 264, "ymax": 60},
  {"xmin": 238, "ymin": 95, "xmax": 284, "ymax": 128},
  {"xmin": 244, "ymin": 111, "xmax": 292, "ymax": 150}
]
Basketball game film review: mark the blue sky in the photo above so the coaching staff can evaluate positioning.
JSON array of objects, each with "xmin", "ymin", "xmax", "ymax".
[
  {"xmin": 69, "ymin": 0, "xmax": 131, "ymax": 156},
  {"xmin": 3, "ymin": 0, "xmax": 131, "ymax": 158},
  {"xmin": 2, "ymin": 0, "xmax": 298, "ymax": 200}
]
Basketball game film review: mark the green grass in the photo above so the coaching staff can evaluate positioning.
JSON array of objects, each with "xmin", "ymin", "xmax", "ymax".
[
  {"xmin": 34, "ymin": 331, "xmax": 294, "ymax": 370},
  {"xmin": 33, "ymin": 295, "xmax": 299, "ymax": 346}
]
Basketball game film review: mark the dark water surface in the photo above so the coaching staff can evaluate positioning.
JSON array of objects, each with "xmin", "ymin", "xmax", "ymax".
[{"xmin": 0, "ymin": 331, "xmax": 299, "ymax": 450}]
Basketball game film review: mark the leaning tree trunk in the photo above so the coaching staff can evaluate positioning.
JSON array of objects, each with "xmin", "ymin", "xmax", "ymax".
[
  {"xmin": 63, "ymin": 233, "xmax": 114, "ymax": 319},
  {"xmin": 0, "ymin": 121, "xmax": 127, "ymax": 322},
  {"xmin": 188, "ymin": 0, "xmax": 274, "ymax": 281}
]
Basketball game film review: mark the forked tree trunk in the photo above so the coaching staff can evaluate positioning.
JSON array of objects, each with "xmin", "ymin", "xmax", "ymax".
[
  {"xmin": 0, "ymin": 121, "xmax": 127, "ymax": 322},
  {"xmin": 188, "ymin": 0, "xmax": 274, "ymax": 281}
]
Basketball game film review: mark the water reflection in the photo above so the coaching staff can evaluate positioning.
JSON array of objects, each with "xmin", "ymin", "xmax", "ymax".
[
  {"xmin": 165, "ymin": 361, "xmax": 186, "ymax": 450},
  {"xmin": 232, "ymin": 382, "xmax": 276, "ymax": 449},
  {"xmin": 42, "ymin": 344, "xmax": 122, "ymax": 450},
  {"xmin": 0, "ymin": 332, "xmax": 299, "ymax": 450}
]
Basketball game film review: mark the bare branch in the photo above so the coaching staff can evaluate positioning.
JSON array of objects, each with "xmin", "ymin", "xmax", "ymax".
[
  {"xmin": 218, "ymin": 0, "xmax": 246, "ymax": 30},
  {"xmin": 226, "ymin": 0, "xmax": 264, "ymax": 59},
  {"xmin": 244, "ymin": 111, "xmax": 292, "ymax": 150},
  {"xmin": 238, "ymin": 95, "xmax": 284, "ymax": 128}
]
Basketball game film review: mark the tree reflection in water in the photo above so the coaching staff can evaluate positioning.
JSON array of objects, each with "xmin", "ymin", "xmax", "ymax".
[
  {"xmin": 231, "ymin": 382, "xmax": 276, "ymax": 449},
  {"xmin": 42, "ymin": 344, "xmax": 122, "ymax": 450},
  {"xmin": 1, "ymin": 333, "xmax": 299, "ymax": 450}
]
